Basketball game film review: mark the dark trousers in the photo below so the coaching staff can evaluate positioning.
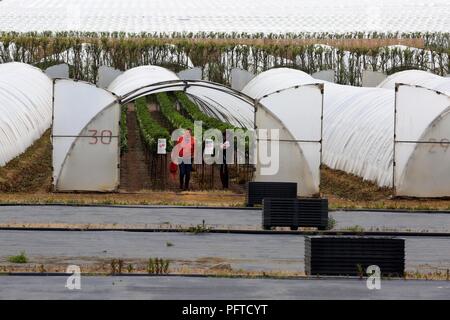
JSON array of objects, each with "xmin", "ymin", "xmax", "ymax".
[
  {"xmin": 179, "ymin": 162, "xmax": 192, "ymax": 190},
  {"xmin": 220, "ymin": 163, "xmax": 229, "ymax": 189}
]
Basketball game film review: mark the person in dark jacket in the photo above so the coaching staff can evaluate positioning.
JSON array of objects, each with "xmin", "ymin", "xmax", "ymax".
[{"xmin": 219, "ymin": 132, "xmax": 230, "ymax": 189}]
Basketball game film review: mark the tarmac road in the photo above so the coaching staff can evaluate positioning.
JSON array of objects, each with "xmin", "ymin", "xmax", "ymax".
[
  {"xmin": 0, "ymin": 276, "xmax": 449, "ymax": 300},
  {"xmin": 1, "ymin": 205, "xmax": 450, "ymax": 232}
]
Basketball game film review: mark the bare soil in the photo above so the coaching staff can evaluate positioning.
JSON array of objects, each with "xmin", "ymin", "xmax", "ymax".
[
  {"xmin": 0, "ymin": 130, "xmax": 52, "ymax": 193},
  {"xmin": 4, "ymin": 131, "xmax": 450, "ymax": 210}
]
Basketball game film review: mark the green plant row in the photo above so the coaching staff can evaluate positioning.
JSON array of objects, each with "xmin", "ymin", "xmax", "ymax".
[
  {"xmin": 135, "ymin": 97, "xmax": 172, "ymax": 153},
  {"xmin": 120, "ymin": 105, "xmax": 128, "ymax": 154},
  {"xmin": 175, "ymin": 92, "xmax": 235, "ymax": 132},
  {"xmin": 156, "ymin": 93, "xmax": 194, "ymax": 130}
]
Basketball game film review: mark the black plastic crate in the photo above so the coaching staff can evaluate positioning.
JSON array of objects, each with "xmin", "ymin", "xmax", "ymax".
[
  {"xmin": 305, "ymin": 236, "xmax": 405, "ymax": 276},
  {"xmin": 246, "ymin": 181, "xmax": 297, "ymax": 207},
  {"xmin": 263, "ymin": 198, "xmax": 328, "ymax": 230}
]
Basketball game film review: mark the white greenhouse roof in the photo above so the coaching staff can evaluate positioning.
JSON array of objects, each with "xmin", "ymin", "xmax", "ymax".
[
  {"xmin": 242, "ymin": 68, "xmax": 318, "ymax": 99},
  {"xmin": 0, "ymin": 0, "xmax": 449, "ymax": 33},
  {"xmin": 108, "ymin": 66, "xmax": 255, "ymax": 128},
  {"xmin": 246, "ymin": 67, "xmax": 450, "ymax": 194},
  {"xmin": 0, "ymin": 62, "xmax": 52, "ymax": 166},
  {"xmin": 378, "ymin": 70, "xmax": 450, "ymax": 94}
]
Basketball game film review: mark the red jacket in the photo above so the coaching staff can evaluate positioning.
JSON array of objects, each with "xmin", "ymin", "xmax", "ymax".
[{"xmin": 177, "ymin": 132, "xmax": 196, "ymax": 158}]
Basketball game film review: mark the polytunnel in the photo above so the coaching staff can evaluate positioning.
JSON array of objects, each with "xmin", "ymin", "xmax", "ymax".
[
  {"xmin": 243, "ymin": 68, "xmax": 324, "ymax": 196},
  {"xmin": 108, "ymin": 66, "xmax": 254, "ymax": 129},
  {"xmin": 244, "ymin": 67, "xmax": 450, "ymax": 197},
  {"xmin": 321, "ymin": 84, "xmax": 395, "ymax": 188},
  {"xmin": 379, "ymin": 70, "xmax": 450, "ymax": 196},
  {"xmin": 0, "ymin": 62, "xmax": 52, "ymax": 166},
  {"xmin": 52, "ymin": 65, "xmax": 257, "ymax": 191},
  {"xmin": 378, "ymin": 70, "xmax": 450, "ymax": 92}
]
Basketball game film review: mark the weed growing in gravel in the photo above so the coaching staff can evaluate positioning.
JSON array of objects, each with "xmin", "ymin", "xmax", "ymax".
[
  {"xmin": 110, "ymin": 259, "xmax": 124, "ymax": 275},
  {"xmin": 8, "ymin": 251, "xmax": 28, "ymax": 263},
  {"xmin": 326, "ymin": 216, "xmax": 336, "ymax": 230},
  {"xmin": 185, "ymin": 220, "xmax": 211, "ymax": 234},
  {"xmin": 126, "ymin": 264, "xmax": 134, "ymax": 273},
  {"xmin": 147, "ymin": 258, "xmax": 170, "ymax": 274},
  {"xmin": 344, "ymin": 225, "xmax": 365, "ymax": 233}
]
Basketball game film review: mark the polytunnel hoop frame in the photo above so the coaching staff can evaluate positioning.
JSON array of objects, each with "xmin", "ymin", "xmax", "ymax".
[
  {"xmin": 255, "ymin": 83, "xmax": 324, "ymax": 145},
  {"xmin": 51, "ymin": 78, "xmax": 121, "ymax": 191},
  {"xmin": 119, "ymin": 79, "xmax": 255, "ymax": 106},
  {"xmin": 393, "ymin": 83, "xmax": 450, "ymax": 193},
  {"xmin": 252, "ymin": 82, "xmax": 324, "ymax": 195}
]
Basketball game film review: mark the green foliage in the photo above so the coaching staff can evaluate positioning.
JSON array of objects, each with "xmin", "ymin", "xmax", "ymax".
[
  {"xmin": 156, "ymin": 93, "xmax": 194, "ymax": 130},
  {"xmin": 185, "ymin": 221, "xmax": 211, "ymax": 234},
  {"xmin": 147, "ymin": 258, "xmax": 170, "ymax": 274},
  {"xmin": 175, "ymin": 92, "xmax": 234, "ymax": 132},
  {"xmin": 8, "ymin": 251, "xmax": 28, "ymax": 264},
  {"xmin": 120, "ymin": 105, "xmax": 128, "ymax": 154},
  {"xmin": 135, "ymin": 97, "xmax": 172, "ymax": 153}
]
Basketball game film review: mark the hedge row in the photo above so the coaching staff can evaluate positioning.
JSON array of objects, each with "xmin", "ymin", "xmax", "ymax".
[
  {"xmin": 135, "ymin": 97, "xmax": 172, "ymax": 153},
  {"xmin": 1, "ymin": 33, "xmax": 449, "ymax": 86},
  {"xmin": 120, "ymin": 105, "xmax": 128, "ymax": 154},
  {"xmin": 175, "ymin": 92, "xmax": 235, "ymax": 132},
  {"xmin": 156, "ymin": 93, "xmax": 194, "ymax": 130}
]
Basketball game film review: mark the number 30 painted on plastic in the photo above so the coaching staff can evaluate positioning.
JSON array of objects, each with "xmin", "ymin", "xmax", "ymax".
[{"xmin": 88, "ymin": 129, "xmax": 112, "ymax": 145}]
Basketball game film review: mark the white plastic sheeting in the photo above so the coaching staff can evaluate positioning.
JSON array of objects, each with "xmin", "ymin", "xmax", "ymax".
[
  {"xmin": 244, "ymin": 68, "xmax": 396, "ymax": 188},
  {"xmin": 255, "ymin": 86, "xmax": 323, "ymax": 196},
  {"xmin": 108, "ymin": 65, "xmax": 254, "ymax": 128},
  {"xmin": 0, "ymin": 62, "xmax": 52, "ymax": 166},
  {"xmin": 247, "ymin": 67, "xmax": 450, "ymax": 197},
  {"xmin": 1, "ymin": 0, "xmax": 450, "ymax": 33},
  {"xmin": 243, "ymin": 68, "xmax": 323, "ymax": 196},
  {"xmin": 108, "ymin": 65, "xmax": 180, "ymax": 98},
  {"xmin": 322, "ymin": 84, "xmax": 395, "ymax": 187},
  {"xmin": 231, "ymin": 68, "xmax": 255, "ymax": 91},
  {"xmin": 97, "ymin": 66, "xmax": 123, "ymax": 89},
  {"xmin": 362, "ymin": 70, "xmax": 387, "ymax": 87},
  {"xmin": 177, "ymin": 67, "xmax": 202, "ymax": 81},
  {"xmin": 52, "ymin": 65, "xmax": 255, "ymax": 192},
  {"xmin": 394, "ymin": 84, "xmax": 450, "ymax": 196},
  {"xmin": 52, "ymin": 79, "xmax": 120, "ymax": 191},
  {"xmin": 312, "ymin": 70, "xmax": 335, "ymax": 83},
  {"xmin": 243, "ymin": 68, "xmax": 318, "ymax": 98},
  {"xmin": 44, "ymin": 63, "xmax": 70, "ymax": 79},
  {"xmin": 379, "ymin": 70, "xmax": 450, "ymax": 93}
]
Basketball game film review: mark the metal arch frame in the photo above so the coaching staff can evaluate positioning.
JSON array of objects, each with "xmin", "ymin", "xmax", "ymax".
[
  {"xmin": 393, "ymin": 83, "xmax": 450, "ymax": 194},
  {"xmin": 255, "ymin": 83, "xmax": 324, "ymax": 144},
  {"xmin": 51, "ymin": 78, "xmax": 121, "ymax": 191},
  {"xmin": 253, "ymin": 83, "xmax": 324, "ymax": 195},
  {"xmin": 119, "ymin": 79, "xmax": 255, "ymax": 106}
]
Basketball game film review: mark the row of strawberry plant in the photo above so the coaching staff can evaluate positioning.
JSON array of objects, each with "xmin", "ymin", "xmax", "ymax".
[
  {"xmin": 174, "ymin": 92, "xmax": 235, "ymax": 132},
  {"xmin": 120, "ymin": 105, "xmax": 128, "ymax": 154},
  {"xmin": 174, "ymin": 92, "xmax": 252, "ymax": 155},
  {"xmin": 156, "ymin": 93, "xmax": 194, "ymax": 130},
  {"xmin": 135, "ymin": 97, "xmax": 172, "ymax": 153}
]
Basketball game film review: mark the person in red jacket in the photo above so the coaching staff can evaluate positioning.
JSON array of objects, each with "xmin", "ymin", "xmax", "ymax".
[{"xmin": 177, "ymin": 128, "xmax": 196, "ymax": 190}]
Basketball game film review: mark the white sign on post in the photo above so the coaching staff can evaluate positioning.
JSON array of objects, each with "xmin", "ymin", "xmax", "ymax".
[
  {"xmin": 157, "ymin": 138, "xmax": 167, "ymax": 154},
  {"xmin": 204, "ymin": 139, "xmax": 214, "ymax": 155}
]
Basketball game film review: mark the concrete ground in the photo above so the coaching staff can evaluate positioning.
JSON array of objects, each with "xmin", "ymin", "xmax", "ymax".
[
  {"xmin": 1, "ymin": 205, "xmax": 450, "ymax": 232},
  {"xmin": 0, "ymin": 230, "xmax": 449, "ymax": 273},
  {"xmin": 0, "ymin": 276, "xmax": 449, "ymax": 300}
]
